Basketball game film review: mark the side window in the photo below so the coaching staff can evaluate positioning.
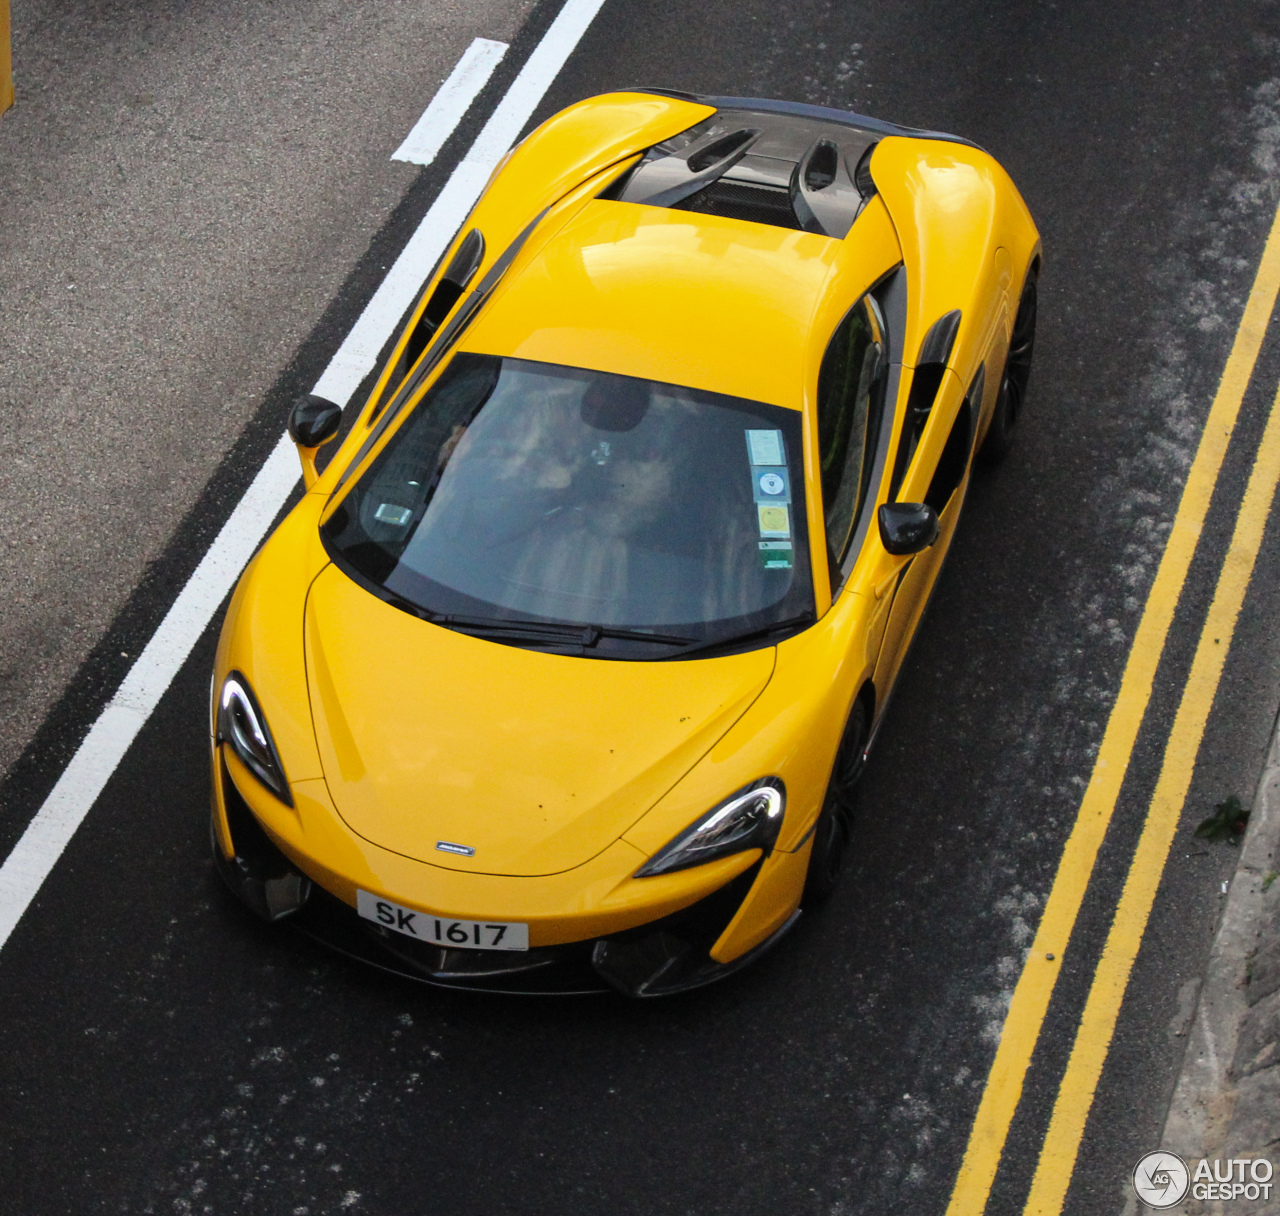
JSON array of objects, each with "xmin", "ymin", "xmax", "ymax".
[{"xmin": 817, "ymin": 296, "xmax": 888, "ymax": 581}]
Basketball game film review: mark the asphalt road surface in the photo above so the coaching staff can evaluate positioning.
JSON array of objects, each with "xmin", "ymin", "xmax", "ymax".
[{"xmin": 3, "ymin": 1, "xmax": 1280, "ymax": 1214}]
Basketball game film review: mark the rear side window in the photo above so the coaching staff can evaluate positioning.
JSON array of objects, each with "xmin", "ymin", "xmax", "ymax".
[{"xmin": 817, "ymin": 296, "xmax": 888, "ymax": 579}]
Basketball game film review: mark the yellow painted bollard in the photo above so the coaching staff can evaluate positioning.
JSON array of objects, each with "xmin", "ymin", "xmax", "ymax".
[{"xmin": 1, "ymin": 0, "xmax": 12, "ymax": 116}]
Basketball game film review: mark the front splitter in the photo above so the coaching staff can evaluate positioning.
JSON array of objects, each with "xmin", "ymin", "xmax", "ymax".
[{"xmin": 212, "ymin": 773, "xmax": 799, "ymax": 997}]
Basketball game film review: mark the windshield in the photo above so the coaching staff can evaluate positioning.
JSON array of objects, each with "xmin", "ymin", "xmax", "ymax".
[{"xmin": 322, "ymin": 354, "xmax": 813, "ymax": 658}]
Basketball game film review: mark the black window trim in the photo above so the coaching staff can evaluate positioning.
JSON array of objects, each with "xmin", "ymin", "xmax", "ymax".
[{"xmin": 824, "ymin": 264, "xmax": 907, "ymax": 595}]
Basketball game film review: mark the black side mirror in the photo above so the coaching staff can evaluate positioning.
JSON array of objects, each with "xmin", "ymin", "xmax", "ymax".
[
  {"xmin": 288, "ymin": 395, "xmax": 342, "ymax": 449},
  {"xmin": 878, "ymin": 502, "xmax": 939, "ymax": 555}
]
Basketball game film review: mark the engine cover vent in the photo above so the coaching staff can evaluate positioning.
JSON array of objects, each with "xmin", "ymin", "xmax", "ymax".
[
  {"xmin": 604, "ymin": 99, "xmax": 898, "ymax": 238},
  {"xmin": 672, "ymin": 179, "xmax": 802, "ymax": 230}
]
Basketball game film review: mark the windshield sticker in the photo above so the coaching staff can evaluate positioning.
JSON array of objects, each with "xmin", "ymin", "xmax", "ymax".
[
  {"xmin": 757, "ymin": 504, "xmax": 791, "ymax": 538},
  {"xmin": 746, "ymin": 429, "xmax": 785, "ymax": 467},
  {"xmin": 374, "ymin": 503, "xmax": 413, "ymax": 526},
  {"xmin": 753, "ymin": 467, "xmax": 791, "ymax": 504},
  {"xmin": 758, "ymin": 539, "xmax": 794, "ymax": 570}
]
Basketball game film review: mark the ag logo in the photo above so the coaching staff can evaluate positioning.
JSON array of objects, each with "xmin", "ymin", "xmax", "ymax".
[{"xmin": 1132, "ymin": 1151, "xmax": 1190, "ymax": 1208}]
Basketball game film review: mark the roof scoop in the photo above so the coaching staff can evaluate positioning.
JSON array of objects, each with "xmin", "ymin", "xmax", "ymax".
[
  {"xmin": 790, "ymin": 138, "xmax": 863, "ymax": 239},
  {"xmin": 687, "ymin": 128, "xmax": 758, "ymax": 172},
  {"xmin": 617, "ymin": 127, "xmax": 762, "ymax": 208},
  {"xmin": 802, "ymin": 139, "xmax": 839, "ymax": 190}
]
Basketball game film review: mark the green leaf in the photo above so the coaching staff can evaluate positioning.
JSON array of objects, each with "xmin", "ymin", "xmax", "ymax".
[{"xmin": 1195, "ymin": 794, "xmax": 1249, "ymax": 845}]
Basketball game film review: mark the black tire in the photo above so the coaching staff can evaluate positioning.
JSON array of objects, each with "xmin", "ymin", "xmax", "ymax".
[
  {"xmin": 803, "ymin": 698, "xmax": 870, "ymax": 906},
  {"xmin": 979, "ymin": 268, "xmax": 1037, "ymax": 465}
]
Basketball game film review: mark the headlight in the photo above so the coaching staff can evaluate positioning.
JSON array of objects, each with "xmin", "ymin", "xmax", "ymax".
[
  {"xmin": 635, "ymin": 780, "xmax": 785, "ymax": 877},
  {"xmin": 217, "ymin": 672, "xmax": 293, "ymax": 806}
]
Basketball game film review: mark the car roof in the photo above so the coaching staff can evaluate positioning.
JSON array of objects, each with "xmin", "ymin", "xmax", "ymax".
[{"xmin": 457, "ymin": 199, "xmax": 848, "ymax": 410}]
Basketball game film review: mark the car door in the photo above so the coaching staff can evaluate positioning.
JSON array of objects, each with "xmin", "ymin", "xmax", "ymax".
[{"xmin": 870, "ymin": 362, "xmax": 985, "ymax": 698}]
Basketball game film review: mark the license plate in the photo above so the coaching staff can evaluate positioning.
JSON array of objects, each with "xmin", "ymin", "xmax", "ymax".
[{"xmin": 356, "ymin": 890, "xmax": 528, "ymax": 951}]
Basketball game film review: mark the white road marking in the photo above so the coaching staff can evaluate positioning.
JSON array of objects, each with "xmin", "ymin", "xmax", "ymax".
[
  {"xmin": 0, "ymin": 0, "xmax": 610, "ymax": 955},
  {"xmin": 311, "ymin": 0, "xmax": 609, "ymax": 406},
  {"xmin": 391, "ymin": 38, "xmax": 508, "ymax": 167},
  {"xmin": 0, "ymin": 433, "xmax": 300, "ymax": 953}
]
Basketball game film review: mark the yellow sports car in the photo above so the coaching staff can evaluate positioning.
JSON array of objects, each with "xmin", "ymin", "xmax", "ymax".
[{"xmin": 210, "ymin": 90, "xmax": 1040, "ymax": 995}]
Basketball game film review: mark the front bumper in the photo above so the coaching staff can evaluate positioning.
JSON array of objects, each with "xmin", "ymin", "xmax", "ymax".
[{"xmin": 212, "ymin": 757, "xmax": 801, "ymax": 997}]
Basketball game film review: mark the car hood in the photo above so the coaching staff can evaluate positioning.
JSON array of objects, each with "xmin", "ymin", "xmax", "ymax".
[{"xmin": 304, "ymin": 564, "xmax": 776, "ymax": 877}]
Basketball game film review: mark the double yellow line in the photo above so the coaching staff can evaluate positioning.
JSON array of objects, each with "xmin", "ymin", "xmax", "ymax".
[{"xmin": 946, "ymin": 198, "xmax": 1280, "ymax": 1216}]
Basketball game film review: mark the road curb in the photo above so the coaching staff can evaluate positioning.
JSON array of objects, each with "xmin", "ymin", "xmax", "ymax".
[{"xmin": 1157, "ymin": 705, "xmax": 1280, "ymax": 1213}]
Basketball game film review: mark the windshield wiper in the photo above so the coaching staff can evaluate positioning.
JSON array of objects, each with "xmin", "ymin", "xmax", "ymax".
[
  {"xmin": 373, "ymin": 590, "xmax": 792, "ymax": 656},
  {"xmin": 369, "ymin": 593, "xmax": 695, "ymax": 648},
  {"xmin": 437, "ymin": 615, "xmax": 694, "ymax": 648},
  {"xmin": 594, "ymin": 625, "xmax": 696, "ymax": 645},
  {"xmin": 668, "ymin": 612, "xmax": 816, "ymax": 660},
  {"xmin": 375, "ymin": 585, "xmax": 439, "ymax": 623}
]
